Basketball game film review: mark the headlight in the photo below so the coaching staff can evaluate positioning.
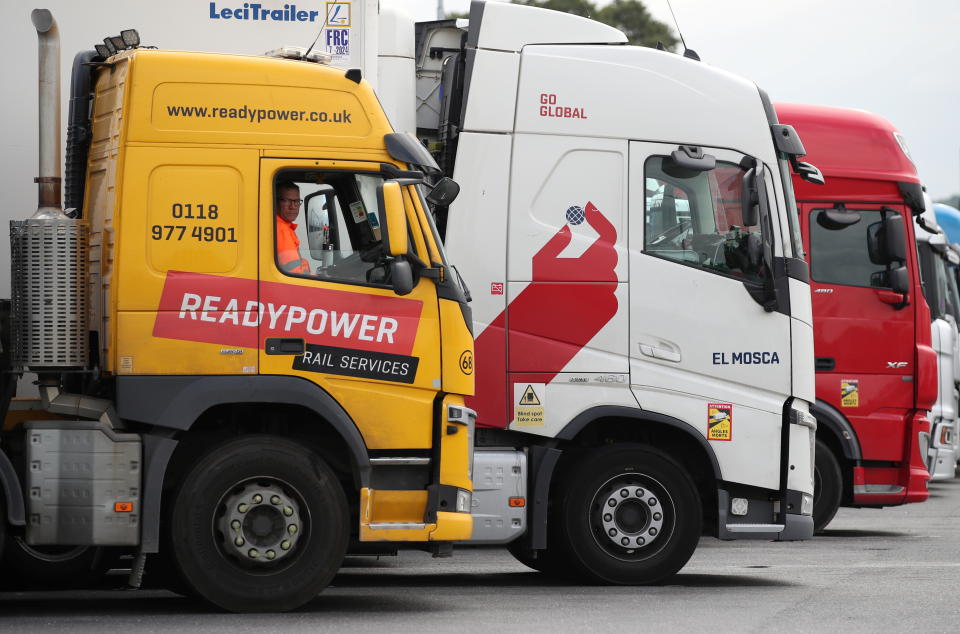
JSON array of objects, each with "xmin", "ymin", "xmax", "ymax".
[
  {"xmin": 456, "ymin": 489, "xmax": 472, "ymax": 513},
  {"xmin": 448, "ymin": 404, "xmax": 477, "ymax": 479},
  {"xmin": 918, "ymin": 431, "xmax": 931, "ymax": 465}
]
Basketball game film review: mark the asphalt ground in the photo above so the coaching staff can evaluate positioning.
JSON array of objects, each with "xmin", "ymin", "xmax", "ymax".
[{"xmin": 2, "ymin": 477, "xmax": 960, "ymax": 632}]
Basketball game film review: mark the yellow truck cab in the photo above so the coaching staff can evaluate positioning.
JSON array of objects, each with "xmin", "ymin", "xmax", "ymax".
[{"xmin": 0, "ymin": 13, "xmax": 474, "ymax": 612}]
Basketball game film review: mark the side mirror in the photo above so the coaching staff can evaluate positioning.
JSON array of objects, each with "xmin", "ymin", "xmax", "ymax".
[
  {"xmin": 884, "ymin": 214, "xmax": 907, "ymax": 262},
  {"xmin": 389, "ymin": 258, "xmax": 414, "ymax": 296},
  {"xmin": 795, "ymin": 161, "xmax": 825, "ymax": 186},
  {"xmin": 890, "ymin": 265, "xmax": 910, "ymax": 295},
  {"xmin": 770, "ymin": 124, "xmax": 807, "ymax": 157},
  {"xmin": 668, "ymin": 145, "xmax": 716, "ymax": 173},
  {"xmin": 741, "ymin": 166, "xmax": 759, "ymax": 227},
  {"xmin": 378, "ymin": 181, "xmax": 408, "ymax": 257},
  {"xmin": 817, "ymin": 208, "xmax": 861, "ymax": 231},
  {"xmin": 867, "ymin": 214, "xmax": 906, "ymax": 265},
  {"xmin": 426, "ymin": 177, "xmax": 460, "ymax": 207},
  {"xmin": 929, "ymin": 232, "xmax": 948, "ymax": 254}
]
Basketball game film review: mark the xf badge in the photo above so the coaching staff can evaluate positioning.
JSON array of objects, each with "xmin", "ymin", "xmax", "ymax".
[{"xmin": 886, "ymin": 361, "xmax": 908, "ymax": 369}]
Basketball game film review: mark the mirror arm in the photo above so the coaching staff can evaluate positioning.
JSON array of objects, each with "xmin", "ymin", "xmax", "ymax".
[{"xmin": 380, "ymin": 163, "xmax": 425, "ymax": 183}]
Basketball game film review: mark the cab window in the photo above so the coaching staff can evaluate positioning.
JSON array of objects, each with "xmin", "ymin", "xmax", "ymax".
[
  {"xmin": 273, "ymin": 171, "xmax": 390, "ymax": 286},
  {"xmin": 644, "ymin": 156, "xmax": 764, "ymax": 282},
  {"xmin": 809, "ymin": 208, "xmax": 897, "ymax": 289}
]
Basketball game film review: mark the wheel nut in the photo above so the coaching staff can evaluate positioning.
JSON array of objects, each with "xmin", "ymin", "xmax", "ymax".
[
  {"xmin": 608, "ymin": 528, "xmax": 617, "ymax": 537},
  {"xmin": 248, "ymin": 548, "xmax": 259, "ymax": 558},
  {"xmin": 288, "ymin": 524, "xmax": 298, "ymax": 535},
  {"xmin": 231, "ymin": 520, "xmax": 241, "ymax": 530},
  {"xmin": 620, "ymin": 488, "xmax": 629, "ymax": 498},
  {"xmin": 648, "ymin": 498, "xmax": 657, "ymax": 506},
  {"xmin": 271, "ymin": 495, "xmax": 282, "ymax": 505},
  {"xmin": 252, "ymin": 494, "xmax": 263, "ymax": 503},
  {"xmin": 281, "ymin": 540, "xmax": 292, "ymax": 550},
  {"xmin": 607, "ymin": 499, "xmax": 617, "ymax": 507},
  {"xmin": 649, "ymin": 527, "xmax": 658, "ymax": 536},
  {"xmin": 603, "ymin": 513, "xmax": 612, "ymax": 522},
  {"xmin": 621, "ymin": 537, "xmax": 629, "ymax": 546},
  {"xmin": 653, "ymin": 512, "xmax": 662, "ymax": 521},
  {"xmin": 266, "ymin": 550, "xmax": 276, "ymax": 560},
  {"xmin": 234, "ymin": 536, "xmax": 244, "ymax": 547},
  {"xmin": 283, "ymin": 506, "xmax": 294, "ymax": 517},
  {"xmin": 637, "ymin": 537, "xmax": 645, "ymax": 545},
  {"xmin": 635, "ymin": 488, "xmax": 645, "ymax": 497},
  {"xmin": 237, "ymin": 503, "xmax": 249, "ymax": 513}
]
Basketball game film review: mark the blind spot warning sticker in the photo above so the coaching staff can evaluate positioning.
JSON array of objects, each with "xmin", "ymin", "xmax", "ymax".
[
  {"xmin": 841, "ymin": 379, "xmax": 859, "ymax": 407},
  {"xmin": 707, "ymin": 403, "xmax": 732, "ymax": 441},
  {"xmin": 514, "ymin": 383, "xmax": 545, "ymax": 427}
]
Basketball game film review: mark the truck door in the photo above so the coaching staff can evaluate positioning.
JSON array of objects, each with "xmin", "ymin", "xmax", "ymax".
[
  {"xmin": 257, "ymin": 159, "xmax": 442, "ymax": 449},
  {"xmin": 628, "ymin": 142, "xmax": 792, "ymax": 491},
  {"xmin": 802, "ymin": 203, "xmax": 915, "ymax": 461}
]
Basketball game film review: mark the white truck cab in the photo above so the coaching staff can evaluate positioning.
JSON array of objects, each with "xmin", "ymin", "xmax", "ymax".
[
  {"xmin": 383, "ymin": 1, "xmax": 817, "ymax": 582},
  {"xmin": 915, "ymin": 196, "xmax": 959, "ymax": 479}
]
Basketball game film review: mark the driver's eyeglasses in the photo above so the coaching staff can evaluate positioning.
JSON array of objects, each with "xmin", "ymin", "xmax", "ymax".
[{"xmin": 278, "ymin": 197, "xmax": 303, "ymax": 205}]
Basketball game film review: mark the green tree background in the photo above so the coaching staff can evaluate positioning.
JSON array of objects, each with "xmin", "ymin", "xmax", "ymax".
[{"xmin": 447, "ymin": 0, "xmax": 679, "ymax": 50}]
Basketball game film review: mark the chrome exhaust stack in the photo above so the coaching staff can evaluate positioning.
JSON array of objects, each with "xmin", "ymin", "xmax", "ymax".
[
  {"xmin": 31, "ymin": 8, "xmax": 64, "ymax": 219},
  {"xmin": 10, "ymin": 9, "xmax": 88, "ymax": 371}
]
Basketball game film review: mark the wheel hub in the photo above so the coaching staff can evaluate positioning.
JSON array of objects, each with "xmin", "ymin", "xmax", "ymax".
[
  {"xmin": 598, "ymin": 484, "xmax": 665, "ymax": 550},
  {"xmin": 219, "ymin": 482, "xmax": 303, "ymax": 564}
]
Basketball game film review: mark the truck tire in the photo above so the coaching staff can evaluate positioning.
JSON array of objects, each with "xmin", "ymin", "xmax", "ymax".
[
  {"xmin": 170, "ymin": 436, "xmax": 348, "ymax": 612},
  {"xmin": 555, "ymin": 444, "xmax": 701, "ymax": 585},
  {"xmin": 813, "ymin": 438, "xmax": 842, "ymax": 533},
  {"xmin": 0, "ymin": 539, "xmax": 111, "ymax": 589}
]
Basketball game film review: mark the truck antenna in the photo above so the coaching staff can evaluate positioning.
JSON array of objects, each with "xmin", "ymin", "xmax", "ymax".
[
  {"xmin": 304, "ymin": 25, "xmax": 323, "ymax": 58},
  {"xmin": 665, "ymin": 0, "xmax": 700, "ymax": 61}
]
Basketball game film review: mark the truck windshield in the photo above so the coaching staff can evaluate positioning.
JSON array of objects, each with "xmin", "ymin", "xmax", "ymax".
[
  {"xmin": 945, "ymin": 259, "xmax": 960, "ymax": 323},
  {"xmin": 777, "ymin": 159, "xmax": 805, "ymax": 258}
]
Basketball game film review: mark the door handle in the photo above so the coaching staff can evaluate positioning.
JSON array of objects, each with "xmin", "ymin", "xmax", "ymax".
[
  {"xmin": 265, "ymin": 338, "xmax": 305, "ymax": 355},
  {"xmin": 638, "ymin": 343, "xmax": 681, "ymax": 363}
]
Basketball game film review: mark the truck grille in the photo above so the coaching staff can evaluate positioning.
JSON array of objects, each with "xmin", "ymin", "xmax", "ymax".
[{"xmin": 10, "ymin": 218, "xmax": 89, "ymax": 369}]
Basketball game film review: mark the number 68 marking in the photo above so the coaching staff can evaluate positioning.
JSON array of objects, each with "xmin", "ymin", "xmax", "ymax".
[{"xmin": 459, "ymin": 350, "xmax": 474, "ymax": 375}]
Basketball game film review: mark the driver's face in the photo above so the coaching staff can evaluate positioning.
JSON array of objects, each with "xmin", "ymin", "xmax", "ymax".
[{"xmin": 276, "ymin": 186, "xmax": 302, "ymax": 223}]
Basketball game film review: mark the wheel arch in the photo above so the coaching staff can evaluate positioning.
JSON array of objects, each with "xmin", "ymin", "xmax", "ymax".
[
  {"xmin": 556, "ymin": 406, "xmax": 722, "ymax": 480},
  {"xmin": 810, "ymin": 398, "xmax": 862, "ymax": 461},
  {"xmin": 117, "ymin": 375, "xmax": 371, "ymax": 553},
  {"xmin": 525, "ymin": 406, "xmax": 721, "ymax": 549}
]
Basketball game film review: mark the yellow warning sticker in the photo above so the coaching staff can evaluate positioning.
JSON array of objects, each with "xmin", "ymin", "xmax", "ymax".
[
  {"xmin": 514, "ymin": 383, "xmax": 545, "ymax": 427},
  {"xmin": 707, "ymin": 403, "xmax": 732, "ymax": 441},
  {"xmin": 841, "ymin": 379, "xmax": 859, "ymax": 407}
]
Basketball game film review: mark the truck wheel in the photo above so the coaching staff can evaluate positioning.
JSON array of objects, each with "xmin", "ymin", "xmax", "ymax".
[
  {"xmin": 813, "ymin": 439, "xmax": 842, "ymax": 533},
  {"xmin": 556, "ymin": 444, "xmax": 701, "ymax": 585},
  {"xmin": 171, "ymin": 436, "xmax": 349, "ymax": 612},
  {"xmin": 0, "ymin": 539, "xmax": 110, "ymax": 589}
]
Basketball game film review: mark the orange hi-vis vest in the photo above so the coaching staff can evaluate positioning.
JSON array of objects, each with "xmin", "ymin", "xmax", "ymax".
[{"xmin": 276, "ymin": 216, "xmax": 310, "ymax": 274}]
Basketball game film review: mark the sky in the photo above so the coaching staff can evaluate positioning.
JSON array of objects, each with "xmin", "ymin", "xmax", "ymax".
[{"xmin": 393, "ymin": 0, "xmax": 960, "ymax": 200}]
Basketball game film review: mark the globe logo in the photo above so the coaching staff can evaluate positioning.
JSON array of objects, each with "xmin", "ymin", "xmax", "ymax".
[{"xmin": 565, "ymin": 205, "xmax": 585, "ymax": 225}]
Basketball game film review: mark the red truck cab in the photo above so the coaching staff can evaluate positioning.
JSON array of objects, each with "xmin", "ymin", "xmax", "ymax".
[{"xmin": 775, "ymin": 104, "xmax": 935, "ymax": 531}]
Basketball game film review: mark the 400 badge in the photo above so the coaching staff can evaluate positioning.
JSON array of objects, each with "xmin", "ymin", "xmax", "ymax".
[{"xmin": 707, "ymin": 403, "xmax": 733, "ymax": 441}]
